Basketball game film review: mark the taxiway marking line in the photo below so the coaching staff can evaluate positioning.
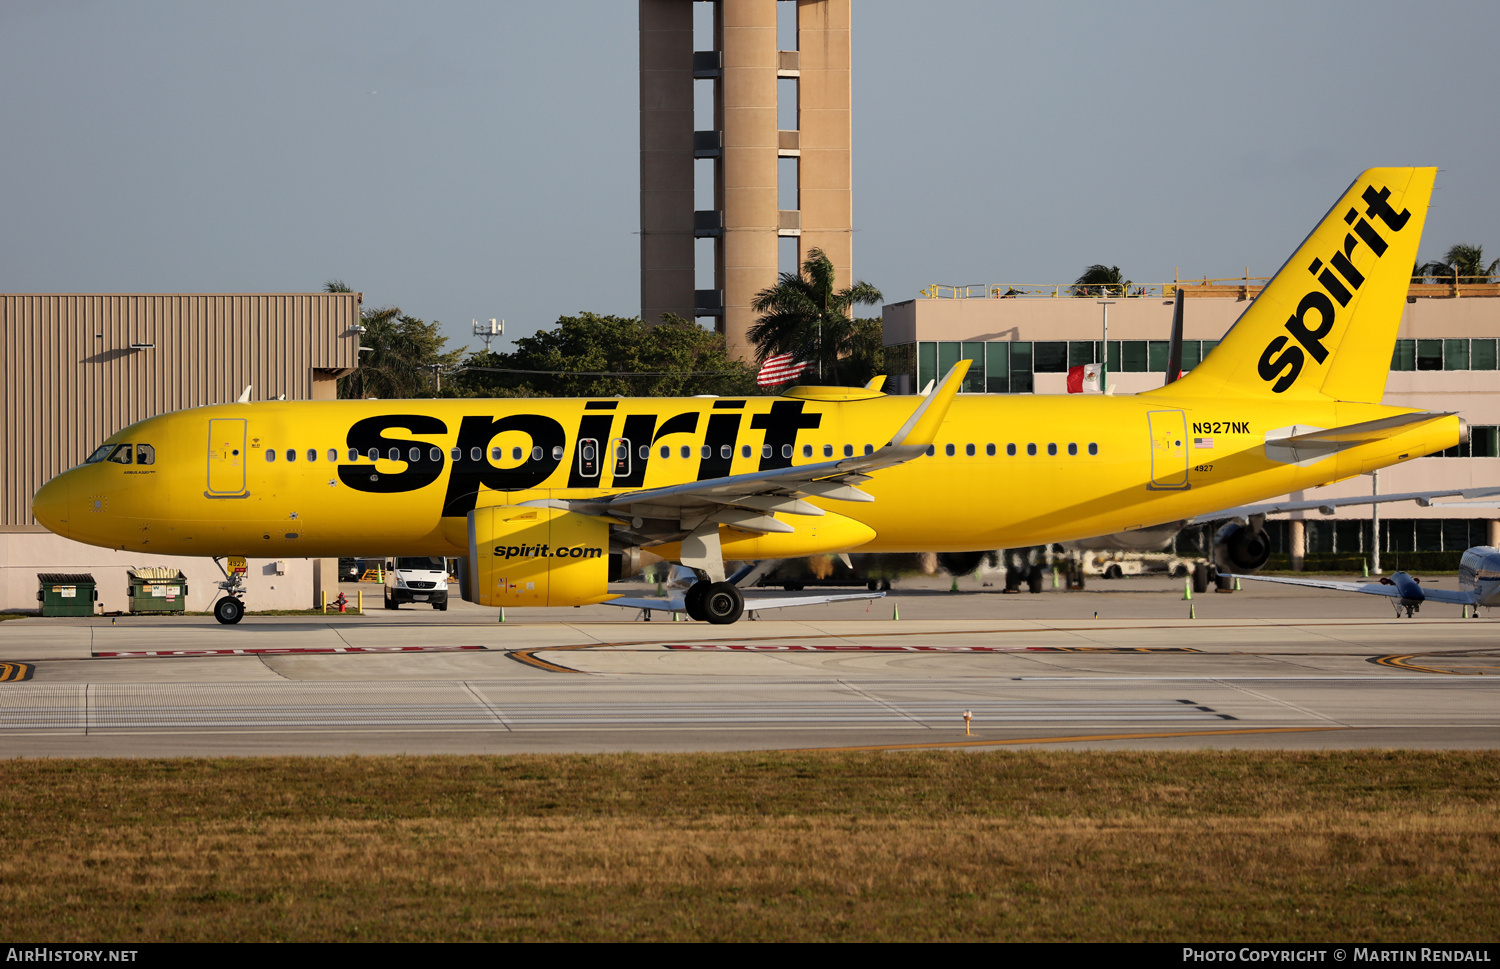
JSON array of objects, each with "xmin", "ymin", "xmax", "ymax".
[
  {"xmin": 0, "ymin": 662, "xmax": 34, "ymax": 682},
  {"xmin": 792, "ymin": 726, "xmax": 1351, "ymax": 752}
]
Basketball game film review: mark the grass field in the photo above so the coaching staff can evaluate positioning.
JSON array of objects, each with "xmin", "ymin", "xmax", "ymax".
[{"xmin": 2, "ymin": 751, "xmax": 1496, "ymax": 941}]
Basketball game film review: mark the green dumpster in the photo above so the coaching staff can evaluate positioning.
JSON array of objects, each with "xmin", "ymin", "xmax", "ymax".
[
  {"xmin": 127, "ymin": 568, "xmax": 188, "ymax": 614},
  {"xmin": 37, "ymin": 573, "xmax": 98, "ymax": 617}
]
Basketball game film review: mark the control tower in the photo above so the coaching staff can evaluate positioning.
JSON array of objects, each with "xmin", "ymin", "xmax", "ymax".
[{"xmin": 640, "ymin": 0, "xmax": 852, "ymax": 361}]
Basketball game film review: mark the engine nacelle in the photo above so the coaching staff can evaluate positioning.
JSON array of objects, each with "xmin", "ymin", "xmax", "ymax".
[
  {"xmin": 468, "ymin": 505, "xmax": 615, "ymax": 607},
  {"xmin": 1214, "ymin": 520, "xmax": 1271, "ymax": 573},
  {"xmin": 936, "ymin": 551, "xmax": 985, "ymax": 577}
]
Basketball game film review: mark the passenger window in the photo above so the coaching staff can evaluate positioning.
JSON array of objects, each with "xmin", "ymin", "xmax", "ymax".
[
  {"xmin": 701, "ymin": 446, "xmax": 712, "ymax": 459},
  {"xmin": 864, "ymin": 444, "xmax": 874, "ymax": 456},
  {"xmin": 843, "ymin": 444, "xmax": 854, "ymax": 457},
  {"xmin": 945, "ymin": 444, "xmax": 955, "ymax": 457},
  {"xmin": 986, "ymin": 444, "xmax": 995, "ymax": 456},
  {"xmin": 328, "ymin": 449, "xmax": 338, "ymax": 462},
  {"xmin": 824, "ymin": 444, "xmax": 833, "ymax": 457},
  {"xmin": 307, "ymin": 449, "xmax": 317, "ymax": 462},
  {"xmin": 660, "ymin": 445, "xmax": 671, "ymax": 459},
  {"xmin": 1068, "ymin": 443, "xmax": 1078, "ymax": 456},
  {"xmin": 802, "ymin": 444, "xmax": 812, "ymax": 458},
  {"xmin": 367, "ymin": 448, "xmax": 379, "ymax": 461},
  {"xmin": 1047, "ymin": 443, "xmax": 1058, "ymax": 456},
  {"xmin": 681, "ymin": 446, "xmax": 691, "ymax": 459},
  {"xmin": 1089, "ymin": 443, "xmax": 1099, "ymax": 456},
  {"xmin": 469, "ymin": 447, "xmax": 481, "ymax": 462},
  {"xmin": 451, "ymin": 448, "xmax": 461, "ymax": 461},
  {"xmin": 965, "ymin": 444, "xmax": 975, "ymax": 457},
  {"xmin": 532, "ymin": 446, "xmax": 543, "ymax": 461},
  {"xmin": 551, "ymin": 446, "xmax": 564, "ymax": 460},
  {"xmin": 136, "ymin": 444, "xmax": 156, "ymax": 465},
  {"xmin": 492, "ymin": 447, "xmax": 503, "ymax": 460},
  {"xmin": 782, "ymin": 444, "xmax": 793, "ymax": 459},
  {"xmin": 286, "ymin": 449, "xmax": 296, "ymax": 462},
  {"xmin": 743, "ymin": 445, "xmax": 753, "ymax": 458},
  {"xmin": 432, "ymin": 448, "xmax": 443, "ymax": 462},
  {"xmin": 409, "ymin": 447, "xmax": 421, "ymax": 462},
  {"xmin": 640, "ymin": 445, "xmax": 650, "ymax": 460},
  {"xmin": 719, "ymin": 444, "xmax": 731, "ymax": 459},
  {"xmin": 388, "ymin": 448, "xmax": 399, "ymax": 461},
  {"xmin": 511, "ymin": 447, "xmax": 522, "ymax": 461},
  {"xmin": 761, "ymin": 444, "xmax": 772, "ymax": 459},
  {"xmin": 925, "ymin": 445, "xmax": 934, "ymax": 457},
  {"xmin": 1027, "ymin": 444, "xmax": 1037, "ymax": 456},
  {"xmin": 349, "ymin": 449, "xmax": 360, "ymax": 462},
  {"xmin": 266, "ymin": 450, "xmax": 276, "ymax": 463},
  {"xmin": 1007, "ymin": 444, "xmax": 1016, "ymax": 456}
]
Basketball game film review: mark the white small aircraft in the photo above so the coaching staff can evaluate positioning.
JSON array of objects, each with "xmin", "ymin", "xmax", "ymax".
[
  {"xmin": 1228, "ymin": 546, "xmax": 1500, "ymax": 618},
  {"xmin": 605, "ymin": 561, "xmax": 883, "ymax": 621}
]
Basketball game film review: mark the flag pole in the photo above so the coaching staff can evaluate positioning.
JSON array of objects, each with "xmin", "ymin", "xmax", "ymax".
[{"xmin": 1096, "ymin": 298, "xmax": 1116, "ymax": 393}]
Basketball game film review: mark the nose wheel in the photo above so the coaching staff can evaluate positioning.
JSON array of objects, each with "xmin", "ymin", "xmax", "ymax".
[{"xmin": 213, "ymin": 596, "xmax": 245, "ymax": 625}]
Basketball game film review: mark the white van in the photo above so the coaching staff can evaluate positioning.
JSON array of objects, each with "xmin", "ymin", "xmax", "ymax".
[{"xmin": 383, "ymin": 556, "xmax": 451, "ymax": 610}]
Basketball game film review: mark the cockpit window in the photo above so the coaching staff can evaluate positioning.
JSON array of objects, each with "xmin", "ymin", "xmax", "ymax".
[
  {"xmin": 106, "ymin": 444, "xmax": 133, "ymax": 465},
  {"xmin": 85, "ymin": 445, "xmax": 115, "ymax": 464},
  {"xmin": 136, "ymin": 444, "xmax": 156, "ymax": 466}
]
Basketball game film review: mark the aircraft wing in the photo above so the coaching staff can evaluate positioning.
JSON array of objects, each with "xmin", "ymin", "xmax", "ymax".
[
  {"xmin": 585, "ymin": 360, "xmax": 971, "ymax": 527},
  {"xmin": 1225, "ymin": 573, "xmax": 1477, "ymax": 605},
  {"xmin": 605, "ymin": 591, "xmax": 885, "ymax": 615},
  {"xmin": 1185, "ymin": 486, "xmax": 1500, "ymax": 526}
]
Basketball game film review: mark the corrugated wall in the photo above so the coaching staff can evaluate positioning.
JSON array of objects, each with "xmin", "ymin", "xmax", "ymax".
[{"xmin": 1, "ymin": 293, "xmax": 359, "ymax": 525}]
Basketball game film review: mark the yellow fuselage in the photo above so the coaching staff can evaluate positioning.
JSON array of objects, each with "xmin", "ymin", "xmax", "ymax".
[{"xmin": 32, "ymin": 390, "xmax": 1459, "ymax": 559}]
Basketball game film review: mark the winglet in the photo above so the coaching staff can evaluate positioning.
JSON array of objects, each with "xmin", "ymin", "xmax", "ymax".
[
  {"xmin": 236, "ymin": 385, "xmax": 252, "ymax": 403},
  {"xmin": 887, "ymin": 360, "xmax": 970, "ymax": 448},
  {"xmin": 864, "ymin": 374, "xmax": 887, "ymax": 392}
]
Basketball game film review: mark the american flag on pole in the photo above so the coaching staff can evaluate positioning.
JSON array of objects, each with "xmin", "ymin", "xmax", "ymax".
[{"xmin": 757, "ymin": 351, "xmax": 812, "ymax": 388}]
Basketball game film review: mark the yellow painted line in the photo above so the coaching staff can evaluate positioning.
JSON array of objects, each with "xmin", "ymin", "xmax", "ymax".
[
  {"xmin": 1373, "ymin": 652, "xmax": 1494, "ymax": 676},
  {"xmin": 791, "ymin": 726, "xmax": 1351, "ymax": 752},
  {"xmin": 0, "ymin": 662, "xmax": 34, "ymax": 682},
  {"xmin": 506, "ymin": 645, "xmax": 592, "ymax": 674}
]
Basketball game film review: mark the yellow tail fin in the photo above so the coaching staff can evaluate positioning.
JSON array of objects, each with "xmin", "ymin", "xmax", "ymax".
[{"xmin": 1163, "ymin": 167, "xmax": 1436, "ymax": 403}]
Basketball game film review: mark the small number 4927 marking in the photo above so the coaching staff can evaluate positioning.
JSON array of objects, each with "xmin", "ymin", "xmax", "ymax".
[{"xmin": 1194, "ymin": 464, "xmax": 1214, "ymax": 472}]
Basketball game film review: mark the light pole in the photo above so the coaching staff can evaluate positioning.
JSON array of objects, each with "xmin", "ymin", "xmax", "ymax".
[{"xmin": 1096, "ymin": 299, "xmax": 1116, "ymax": 394}]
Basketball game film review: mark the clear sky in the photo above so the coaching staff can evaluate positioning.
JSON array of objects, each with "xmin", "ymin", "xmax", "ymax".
[{"xmin": 3, "ymin": 1, "xmax": 1496, "ymax": 353}]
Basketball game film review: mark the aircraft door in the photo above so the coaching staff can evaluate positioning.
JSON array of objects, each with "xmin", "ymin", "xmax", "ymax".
[
  {"xmin": 1147, "ymin": 410, "xmax": 1189, "ymax": 490},
  {"xmin": 207, "ymin": 418, "xmax": 248, "ymax": 495},
  {"xmin": 608, "ymin": 437, "xmax": 631, "ymax": 485},
  {"xmin": 577, "ymin": 438, "xmax": 600, "ymax": 479}
]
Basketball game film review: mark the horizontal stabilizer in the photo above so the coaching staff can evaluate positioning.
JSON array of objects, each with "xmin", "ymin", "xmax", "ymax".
[{"xmin": 1280, "ymin": 411, "xmax": 1453, "ymax": 446}]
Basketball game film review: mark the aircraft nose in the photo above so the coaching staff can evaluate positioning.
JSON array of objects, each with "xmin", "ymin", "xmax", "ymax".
[{"xmin": 32, "ymin": 473, "xmax": 71, "ymax": 538}]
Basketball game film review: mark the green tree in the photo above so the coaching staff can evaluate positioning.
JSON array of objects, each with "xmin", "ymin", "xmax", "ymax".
[
  {"xmin": 1415, "ymin": 245, "xmax": 1499, "ymax": 285},
  {"xmin": 445, "ymin": 313, "xmax": 757, "ymax": 399},
  {"xmin": 747, "ymin": 248, "xmax": 884, "ymax": 386},
  {"xmin": 326, "ymin": 281, "xmax": 463, "ymax": 399},
  {"xmin": 1069, "ymin": 264, "xmax": 1131, "ymax": 297}
]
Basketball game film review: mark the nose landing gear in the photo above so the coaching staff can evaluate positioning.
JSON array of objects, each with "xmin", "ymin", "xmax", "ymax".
[{"xmin": 211, "ymin": 556, "xmax": 248, "ymax": 625}]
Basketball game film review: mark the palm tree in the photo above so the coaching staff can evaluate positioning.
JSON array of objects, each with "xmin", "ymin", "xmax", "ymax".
[
  {"xmin": 1069, "ymin": 264, "xmax": 1131, "ymax": 297},
  {"xmin": 748, "ymin": 248, "xmax": 883, "ymax": 385},
  {"xmin": 1416, "ymin": 245, "xmax": 1499, "ymax": 285}
]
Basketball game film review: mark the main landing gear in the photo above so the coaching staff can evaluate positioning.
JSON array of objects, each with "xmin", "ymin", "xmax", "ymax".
[
  {"xmin": 213, "ymin": 596, "xmax": 245, "ymax": 625},
  {"xmin": 684, "ymin": 581, "xmax": 744, "ymax": 625}
]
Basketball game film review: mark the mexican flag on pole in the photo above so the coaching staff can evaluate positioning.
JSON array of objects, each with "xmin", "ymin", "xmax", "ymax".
[{"xmin": 1066, "ymin": 363, "xmax": 1102, "ymax": 393}]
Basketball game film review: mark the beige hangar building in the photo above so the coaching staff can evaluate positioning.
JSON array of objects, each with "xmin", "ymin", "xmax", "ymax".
[
  {"xmin": 0, "ymin": 293, "xmax": 360, "ymax": 613},
  {"xmin": 882, "ymin": 280, "xmax": 1500, "ymax": 568}
]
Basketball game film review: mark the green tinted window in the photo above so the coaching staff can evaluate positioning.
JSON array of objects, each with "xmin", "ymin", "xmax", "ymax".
[
  {"xmin": 918, "ymin": 343, "xmax": 937, "ymax": 392},
  {"xmin": 1105, "ymin": 341, "xmax": 1121, "ymax": 372},
  {"xmin": 1473, "ymin": 426, "xmax": 1500, "ymax": 458},
  {"xmin": 1473, "ymin": 340, "xmax": 1498, "ymax": 370},
  {"xmin": 1180, "ymin": 341, "xmax": 1203, "ymax": 370},
  {"xmin": 1010, "ymin": 342, "xmax": 1033, "ymax": 393},
  {"xmin": 1416, "ymin": 339, "xmax": 1443, "ymax": 370},
  {"xmin": 1445, "ymin": 339, "xmax": 1470, "ymax": 370},
  {"xmin": 938, "ymin": 342, "xmax": 961, "ymax": 378},
  {"xmin": 985, "ymin": 342, "xmax": 1010, "ymax": 394},
  {"xmin": 1068, "ymin": 341, "xmax": 1097, "ymax": 366},
  {"xmin": 1033, "ymin": 341, "xmax": 1068, "ymax": 373},
  {"xmin": 1391, "ymin": 339, "xmax": 1415, "ymax": 371},
  {"xmin": 1147, "ymin": 341, "xmax": 1170, "ymax": 372},
  {"xmin": 961, "ymin": 342, "xmax": 986, "ymax": 393},
  {"xmin": 1121, "ymin": 341, "xmax": 1147, "ymax": 372}
]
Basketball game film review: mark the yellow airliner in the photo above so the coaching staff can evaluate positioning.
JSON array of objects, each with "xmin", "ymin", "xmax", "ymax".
[{"xmin": 33, "ymin": 168, "xmax": 1461, "ymax": 624}]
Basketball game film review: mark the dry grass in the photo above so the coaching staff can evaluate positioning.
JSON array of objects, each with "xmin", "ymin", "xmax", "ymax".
[{"xmin": 1, "ymin": 751, "xmax": 1497, "ymax": 941}]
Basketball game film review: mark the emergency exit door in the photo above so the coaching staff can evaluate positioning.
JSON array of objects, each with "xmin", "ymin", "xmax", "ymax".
[
  {"xmin": 1147, "ymin": 410, "xmax": 1190, "ymax": 490},
  {"xmin": 207, "ymin": 418, "xmax": 247, "ymax": 496}
]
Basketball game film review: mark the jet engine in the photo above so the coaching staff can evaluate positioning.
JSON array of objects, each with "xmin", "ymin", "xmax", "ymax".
[
  {"xmin": 467, "ymin": 505, "xmax": 615, "ymax": 607},
  {"xmin": 936, "ymin": 551, "xmax": 986, "ymax": 577},
  {"xmin": 1213, "ymin": 517, "xmax": 1271, "ymax": 573}
]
